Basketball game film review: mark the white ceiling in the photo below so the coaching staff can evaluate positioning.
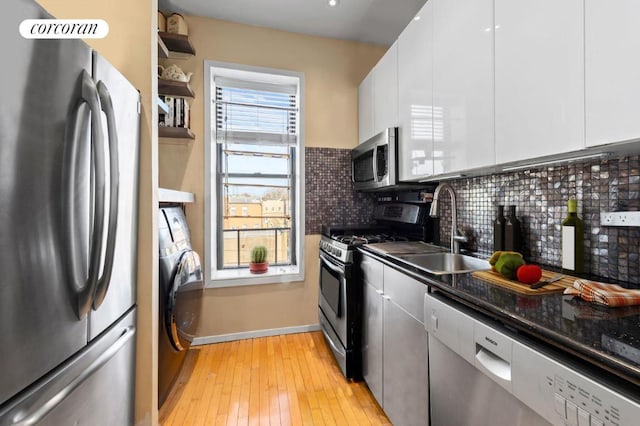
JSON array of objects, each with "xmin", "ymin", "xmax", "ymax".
[{"xmin": 158, "ymin": 0, "xmax": 427, "ymax": 46}]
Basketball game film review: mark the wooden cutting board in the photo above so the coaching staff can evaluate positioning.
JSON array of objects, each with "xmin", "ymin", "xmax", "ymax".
[{"xmin": 471, "ymin": 269, "xmax": 577, "ymax": 295}]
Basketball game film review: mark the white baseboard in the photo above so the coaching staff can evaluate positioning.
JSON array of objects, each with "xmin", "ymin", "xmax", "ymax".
[{"xmin": 192, "ymin": 323, "xmax": 321, "ymax": 346}]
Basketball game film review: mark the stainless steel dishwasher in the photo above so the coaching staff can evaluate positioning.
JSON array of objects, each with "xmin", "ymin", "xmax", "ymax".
[{"xmin": 424, "ymin": 292, "xmax": 640, "ymax": 426}]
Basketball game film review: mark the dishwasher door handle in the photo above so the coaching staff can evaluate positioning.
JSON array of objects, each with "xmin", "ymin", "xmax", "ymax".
[{"xmin": 475, "ymin": 345, "xmax": 512, "ymax": 392}]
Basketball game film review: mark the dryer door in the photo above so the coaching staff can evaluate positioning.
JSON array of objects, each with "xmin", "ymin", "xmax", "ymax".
[{"xmin": 166, "ymin": 250, "xmax": 204, "ymax": 351}]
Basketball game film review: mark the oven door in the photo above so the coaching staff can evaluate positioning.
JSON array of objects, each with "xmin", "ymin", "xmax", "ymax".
[{"xmin": 318, "ymin": 252, "xmax": 349, "ymax": 351}]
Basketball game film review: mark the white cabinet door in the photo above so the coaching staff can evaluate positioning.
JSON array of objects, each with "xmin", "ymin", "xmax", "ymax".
[
  {"xmin": 361, "ymin": 254, "xmax": 384, "ymax": 405},
  {"xmin": 433, "ymin": 0, "xmax": 494, "ymax": 175},
  {"xmin": 398, "ymin": 2, "xmax": 434, "ymax": 181},
  {"xmin": 362, "ymin": 281, "xmax": 383, "ymax": 406},
  {"xmin": 373, "ymin": 42, "xmax": 398, "ymax": 134},
  {"xmin": 382, "ymin": 266, "xmax": 429, "ymax": 426},
  {"xmin": 495, "ymin": 0, "xmax": 584, "ymax": 163},
  {"xmin": 358, "ymin": 72, "xmax": 374, "ymax": 144},
  {"xmin": 383, "ymin": 298, "xmax": 429, "ymax": 426},
  {"xmin": 585, "ymin": 0, "xmax": 640, "ymax": 147}
]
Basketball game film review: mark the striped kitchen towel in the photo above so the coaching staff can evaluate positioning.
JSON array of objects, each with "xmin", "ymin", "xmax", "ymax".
[{"xmin": 564, "ymin": 279, "xmax": 640, "ymax": 307}]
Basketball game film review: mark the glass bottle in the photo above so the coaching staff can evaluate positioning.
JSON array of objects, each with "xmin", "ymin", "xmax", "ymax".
[
  {"xmin": 504, "ymin": 205, "xmax": 522, "ymax": 252},
  {"xmin": 561, "ymin": 199, "xmax": 584, "ymax": 273},
  {"xmin": 493, "ymin": 205, "xmax": 506, "ymax": 251}
]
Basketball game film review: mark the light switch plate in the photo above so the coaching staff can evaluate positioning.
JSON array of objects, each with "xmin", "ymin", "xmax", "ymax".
[{"xmin": 600, "ymin": 211, "xmax": 640, "ymax": 227}]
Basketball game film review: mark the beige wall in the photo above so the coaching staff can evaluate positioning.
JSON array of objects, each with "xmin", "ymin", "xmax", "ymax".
[
  {"xmin": 158, "ymin": 17, "xmax": 385, "ymax": 336},
  {"xmin": 35, "ymin": 1, "xmax": 158, "ymax": 424}
]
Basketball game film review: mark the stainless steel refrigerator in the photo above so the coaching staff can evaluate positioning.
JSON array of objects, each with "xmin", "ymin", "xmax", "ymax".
[{"xmin": 0, "ymin": 0, "xmax": 140, "ymax": 424}]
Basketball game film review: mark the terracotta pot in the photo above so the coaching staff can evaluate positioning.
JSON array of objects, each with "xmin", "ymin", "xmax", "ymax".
[{"xmin": 249, "ymin": 261, "xmax": 269, "ymax": 274}]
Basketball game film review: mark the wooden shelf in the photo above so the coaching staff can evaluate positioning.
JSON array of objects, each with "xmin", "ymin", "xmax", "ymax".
[
  {"xmin": 158, "ymin": 32, "xmax": 196, "ymax": 56},
  {"xmin": 158, "ymin": 79, "xmax": 194, "ymax": 98},
  {"xmin": 157, "ymin": 35, "xmax": 168, "ymax": 58},
  {"xmin": 159, "ymin": 126, "xmax": 195, "ymax": 139},
  {"xmin": 159, "ymin": 188, "xmax": 195, "ymax": 204},
  {"xmin": 158, "ymin": 30, "xmax": 195, "ymax": 141}
]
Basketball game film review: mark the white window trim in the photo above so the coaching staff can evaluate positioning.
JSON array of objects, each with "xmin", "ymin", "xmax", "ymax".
[{"xmin": 204, "ymin": 60, "xmax": 305, "ymax": 288}]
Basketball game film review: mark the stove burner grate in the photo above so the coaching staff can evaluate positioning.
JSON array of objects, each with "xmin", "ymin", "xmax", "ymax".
[{"xmin": 332, "ymin": 233, "xmax": 410, "ymax": 246}]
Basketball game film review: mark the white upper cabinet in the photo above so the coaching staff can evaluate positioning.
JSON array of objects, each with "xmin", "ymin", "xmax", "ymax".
[
  {"xmin": 358, "ymin": 72, "xmax": 375, "ymax": 144},
  {"xmin": 397, "ymin": 1, "xmax": 434, "ymax": 181},
  {"xmin": 433, "ymin": 0, "xmax": 495, "ymax": 175},
  {"xmin": 358, "ymin": 42, "xmax": 398, "ymax": 144},
  {"xmin": 585, "ymin": 0, "xmax": 640, "ymax": 147},
  {"xmin": 372, "ymin": 42, "xmax": 398, "ymax": 134},
  {"xmin": 495, "ymin": 0, "xmax": 585, "ymax": 164}
]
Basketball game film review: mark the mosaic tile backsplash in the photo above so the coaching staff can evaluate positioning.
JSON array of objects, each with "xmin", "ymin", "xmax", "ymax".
[
  {"xmin": 305, "ymin": 147, "xmax": 376, "ymax": 234},
  {"xmin": 437, "ymin": 155, "xmax": 640, "ymax": 283},
  {"xmin": 303, "ymin": 147, "xmax": 640, "ymax": 283}
]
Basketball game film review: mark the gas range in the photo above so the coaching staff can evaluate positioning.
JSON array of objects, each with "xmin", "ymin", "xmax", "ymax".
[
  {"xmin": 319, "ymin": 202, "xmax": 437, "ymax": 264},
  {"xmin": 319, "ymin": 227, "xmax": 410, "ymax": 264},
  {"xmin": 317, "ymin": 202, "xmax": 438, "ymax": 380}
]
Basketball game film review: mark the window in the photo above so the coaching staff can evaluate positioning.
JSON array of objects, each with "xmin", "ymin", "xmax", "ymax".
[{"xmin": 205, "ymin": 61, "xmax": 305, "ymax": 287}]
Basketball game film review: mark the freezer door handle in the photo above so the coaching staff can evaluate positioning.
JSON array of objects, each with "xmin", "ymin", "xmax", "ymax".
[
  {"xmin": 0, "ymin": 326, "xmax": 135, "ymax": 426},
  {"xmin": 63, "ymin": 69, "xmax": 106, "ymax": 319},
  {"xmin": 92, "ymin": 81, "xmax": 120, "ymax": 310}
]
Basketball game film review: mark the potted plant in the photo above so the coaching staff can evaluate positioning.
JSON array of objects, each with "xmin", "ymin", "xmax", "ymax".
[{"xmin": 249, "ymin": 245, "xmax": 269, "ymax": 274}]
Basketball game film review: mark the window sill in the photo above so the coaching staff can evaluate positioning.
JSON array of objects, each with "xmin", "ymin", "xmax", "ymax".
[{"xmin": 206, "ymin": 265, "xmax": 303, "ymax": 288}]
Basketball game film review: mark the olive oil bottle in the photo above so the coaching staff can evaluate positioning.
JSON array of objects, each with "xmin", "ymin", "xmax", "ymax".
[{"xmin": 561, "ymin": 199, "xmax": 584, "ymax": 273}]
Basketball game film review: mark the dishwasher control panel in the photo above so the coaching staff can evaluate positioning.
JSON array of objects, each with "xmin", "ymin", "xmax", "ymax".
[
  {"xmin": 512, "ymin": 333, "xmax": 639, "ymax": 426},
  {"xmin": 553, "ymin": 372, "xmax": 623, "ymax": 426}
]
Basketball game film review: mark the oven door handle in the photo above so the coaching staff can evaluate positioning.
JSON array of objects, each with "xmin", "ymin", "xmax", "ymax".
[
  {"xmin": 321, "ymin": 326, "xmax": 346, "ymax": 357},
  {"xmin": 319, "ymin": 252, "xmax": 346, "ymax": 275}
]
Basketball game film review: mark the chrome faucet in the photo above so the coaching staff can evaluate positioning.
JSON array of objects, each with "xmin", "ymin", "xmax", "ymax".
[{"xmin": 429, "ymin": 182, "xmax": 467, "ymax": 254}]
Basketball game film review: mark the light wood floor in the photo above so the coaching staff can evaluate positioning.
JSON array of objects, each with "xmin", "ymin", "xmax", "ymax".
[{"xmin": 159, "ymin": 331, "xmax": 390, "ymax": 425}]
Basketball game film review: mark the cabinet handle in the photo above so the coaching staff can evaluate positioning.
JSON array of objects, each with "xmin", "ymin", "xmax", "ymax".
[
  {"xmin": 375, "ymin": 289, "xmax": 384, "ymax": 295},
  {"xmin": 382, "ymin": 295, "xmax": 391, "ymax": 301}
]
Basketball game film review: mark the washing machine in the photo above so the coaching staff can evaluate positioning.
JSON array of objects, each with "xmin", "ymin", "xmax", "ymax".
[{"xmin": 158, "ymin": 206, "xmax": 204, "ymax": 407}]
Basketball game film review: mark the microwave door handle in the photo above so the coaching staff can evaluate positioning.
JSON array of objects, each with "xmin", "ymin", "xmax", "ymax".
[
  {"xmin": 351, "ymin": 158, "xmax": 356, "ymax": 183},
  {"xmin": 372, "ymin": 145, "xmax": 379, "ymax": 182}
]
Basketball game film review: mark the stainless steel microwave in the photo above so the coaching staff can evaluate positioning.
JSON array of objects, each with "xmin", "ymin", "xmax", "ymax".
[{"xmin": 352, "ymin": 127, "xmax": 400, "ymax": 191}]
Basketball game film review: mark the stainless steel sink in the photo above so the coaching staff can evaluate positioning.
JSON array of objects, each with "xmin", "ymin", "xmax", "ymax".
[
  {"xmin": 365, "ymin": 241, "xmax": 449, "ymax": 256},
  {"xmin": 392, "ymin": 252, "xmax": 491, "ymax": 275}
]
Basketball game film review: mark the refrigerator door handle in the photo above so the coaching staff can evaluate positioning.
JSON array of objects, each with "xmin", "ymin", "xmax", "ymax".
[
  {"xmin": 0, "ymin": 326, "xmax": 135, "ymax": 426},
  {"xmin": 63, "ymin": 70, "xmax": 106, "ymax": 320},
  {"xmin": 92, "ymin": 81, "xmax": 120, "ymax": 310}
]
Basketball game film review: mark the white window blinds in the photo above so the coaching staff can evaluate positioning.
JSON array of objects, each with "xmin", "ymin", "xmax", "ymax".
[{"xmin": 215, "ymin": 77, "xmax": 298, "ymax": 146}]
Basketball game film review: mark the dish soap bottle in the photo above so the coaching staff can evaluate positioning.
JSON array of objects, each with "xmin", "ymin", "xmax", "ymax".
[
  {"xmin": 493, "ymin": 205, "xmax": 506, "ymax": 251},
  {"xmin": 562, "ymin": 199, "xmax": 584, "ymax": 273},
  {"xmin": 505, "ymin": 205, "xmax": 522, "ymax": 253}
]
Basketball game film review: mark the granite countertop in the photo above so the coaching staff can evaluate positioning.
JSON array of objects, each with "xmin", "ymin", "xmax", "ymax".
[{"xmin": 359, "ymin": 246, "xmax": 640, "ymax": 390}]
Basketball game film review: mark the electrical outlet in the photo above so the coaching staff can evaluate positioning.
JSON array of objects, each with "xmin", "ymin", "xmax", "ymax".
[{"xmin": 600, "ymin": 212, "xmax": 640, "ymax": 227}]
